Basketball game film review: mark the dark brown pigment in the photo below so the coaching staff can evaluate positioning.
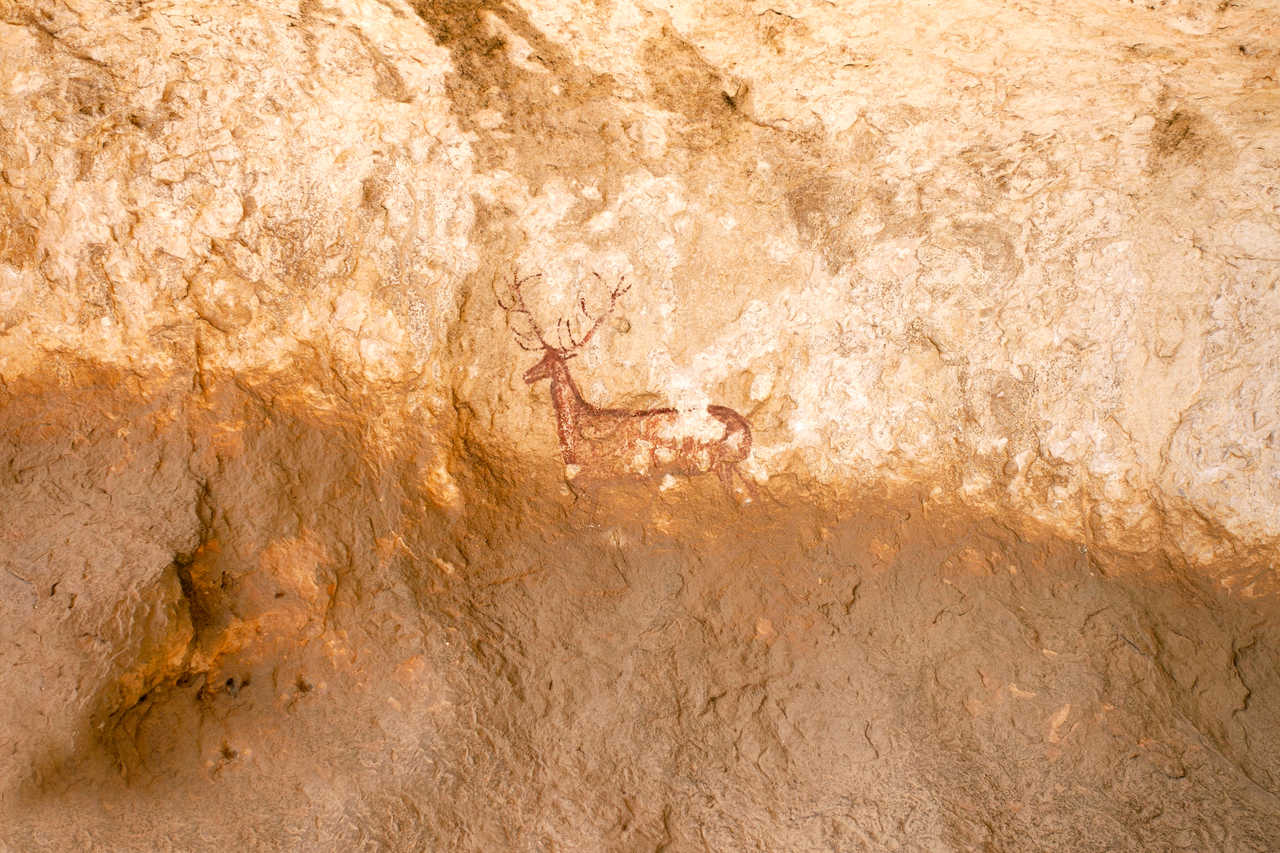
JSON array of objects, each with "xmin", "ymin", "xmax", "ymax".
[{"xmin": 2, "ymin": 365, "xmax": 1279, "ymax": 851}]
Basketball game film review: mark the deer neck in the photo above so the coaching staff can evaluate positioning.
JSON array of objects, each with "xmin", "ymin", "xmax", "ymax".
[
  {"xmin": 546, "ymin": 357, "xmax": 590, "ymax": 410},
  {"xmin": 545, "ymin": 356, "xmax": 593, "ymax": 464}
]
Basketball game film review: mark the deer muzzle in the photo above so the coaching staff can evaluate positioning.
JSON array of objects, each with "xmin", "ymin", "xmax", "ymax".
[{"xmin": 523, "ymin": 359, "xmax": 549, "ymax": 384}]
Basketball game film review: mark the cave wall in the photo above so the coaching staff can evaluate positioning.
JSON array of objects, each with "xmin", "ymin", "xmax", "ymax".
[
  {"xmin": 2, "ymin": 0, "xmax": 1280, "ymax": 849},
  {"xmin": 3, "ymin": 0, "xmax": 1278, "ymax": 562}
]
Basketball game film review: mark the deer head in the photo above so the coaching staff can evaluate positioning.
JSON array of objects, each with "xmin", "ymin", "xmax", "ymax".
[
  {"xmin": 497, "ymin": 271, "xmax": 630, "ymax": 384},
  {"xmin": 522, "ymin": 348, "xmax": 572, "ymax": 384}
]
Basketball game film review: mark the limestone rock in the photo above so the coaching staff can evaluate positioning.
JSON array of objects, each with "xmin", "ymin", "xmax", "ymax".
[
  {"xmin": 3, "ymin": 0, "xmax": 1278, "ymax": 564},
  {"xmin": 2, "ymin": 0, "xmax": 1279, "ymax": 848}
]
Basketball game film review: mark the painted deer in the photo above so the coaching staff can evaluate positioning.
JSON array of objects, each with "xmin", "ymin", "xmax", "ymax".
[{"xmin": 498, "ymin": 271, "xmax": 755, "ymax": 498}]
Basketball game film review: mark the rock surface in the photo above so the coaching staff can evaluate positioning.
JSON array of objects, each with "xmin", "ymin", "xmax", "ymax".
[{"xmin": 2, "ymin": 0, "xmax": 1279, "ymax": 849}]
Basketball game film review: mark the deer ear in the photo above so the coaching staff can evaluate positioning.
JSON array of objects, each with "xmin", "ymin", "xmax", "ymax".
[{"xmin": 562, "ymin": 351, "xmax": 579, "ymax": 360}]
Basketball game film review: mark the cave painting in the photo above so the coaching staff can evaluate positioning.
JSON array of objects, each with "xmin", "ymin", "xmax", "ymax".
[{"xmin": 499, "ymin": 271, "xmax": 755, "ymax": 498}]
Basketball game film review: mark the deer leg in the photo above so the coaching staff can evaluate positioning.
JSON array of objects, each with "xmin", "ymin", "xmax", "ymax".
[
  {"xmin": 562, "ymin": 468, "xmax": 605, "ymax": 510},
  {"xmin": 565, "ymin": 474, "xmax": 586, "ymax": 507},
  {"xmin": 716, "ymin": 463, "xmax": 735, "ymax": 497},
  {"xmin": 731, "ymin": 464, "xmax": 761, "ymax": 503},
  {"xmin": 717, "ymin": 462, "xmax": 758, "ymax": 503}
]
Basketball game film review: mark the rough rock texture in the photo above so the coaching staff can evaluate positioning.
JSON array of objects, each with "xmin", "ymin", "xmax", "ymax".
[{"xmin": 2, "ymin": 0, "xmax": 1279, "ymax": 849}]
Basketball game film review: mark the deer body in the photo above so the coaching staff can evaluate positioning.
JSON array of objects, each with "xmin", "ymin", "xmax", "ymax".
[
  {"xmin": 526, "ymin": 349, "xmax": 751, "ymax": 487},
  {"xmin": 502, "ymin": 271, "xmax": 756, "ymax": 498}
]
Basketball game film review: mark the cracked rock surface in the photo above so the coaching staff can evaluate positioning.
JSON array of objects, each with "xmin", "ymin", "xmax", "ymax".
[{"xmin": 2, "ymin": 0, "xmax": 1279, "ymax": 849}]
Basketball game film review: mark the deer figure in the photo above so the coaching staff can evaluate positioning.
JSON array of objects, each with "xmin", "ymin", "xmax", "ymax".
[{"xmin": 498, "ymin": 271, "xmax": 755, "ymax": 499}]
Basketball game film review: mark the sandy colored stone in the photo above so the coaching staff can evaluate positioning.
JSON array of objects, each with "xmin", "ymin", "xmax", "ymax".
[
  {"xmin": 3, "ymin": 0, "xmax": 1278, "ymax": 564},
  {"xmin": 2, "ymin": 0, "xmax": 1279, "ymax": 849}
]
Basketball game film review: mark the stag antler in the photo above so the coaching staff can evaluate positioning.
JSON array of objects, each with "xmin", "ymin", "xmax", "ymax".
[
  {"xmin": 499, "ymin": 271, "xmax": 630, "ymax": 354},
  {"xmin": 563, "ymin": 272, "xmax": 630, "ymax": 351},
  {"xmin": 496, "ymin": 272, "xmax": 553, "ymax": 352}
]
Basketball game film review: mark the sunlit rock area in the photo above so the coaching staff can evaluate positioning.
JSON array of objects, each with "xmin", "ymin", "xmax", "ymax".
[{"xmin": 2, "ymin": 0, "xmax": 1279, "ymax": 849}]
